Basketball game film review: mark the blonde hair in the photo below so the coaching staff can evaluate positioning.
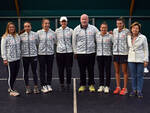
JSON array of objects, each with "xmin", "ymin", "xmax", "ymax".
[
  {"xmin": 2, "ymin": 22, "xmax": 17, "ymax": 38},
  {"xmin": 130, "ymin": 21, "xmax": 141, "ymax": 31}
]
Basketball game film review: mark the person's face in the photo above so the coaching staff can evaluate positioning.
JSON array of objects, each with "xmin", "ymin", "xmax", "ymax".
[
  {"xmin": 8, "ymin": 24, "xmax": 15, "ymax": 34},
  {"xmin": 24, "ymin": 23, "xmax": 31, "ymax": 33},
  {"xmin": 80, "ymin": 15, "xmax": 89, "ymax": 27},
  {"xmin": 60, "ymin": 21, "xmax": 67, "ymax": 28},
  {"xmin": 131, "ymin": 25, "xmax": 140, "ymax": 35},
  {"xmin": 42, "ymin": 19, "xmax": 50, "ymax": 30},
  {"xmin": 100, "ymin": 24, "xmax": 108, "ymax": 34},
  {"xmin": 116, "ymin": 20, "xmax": 124, "ymax": 30}
]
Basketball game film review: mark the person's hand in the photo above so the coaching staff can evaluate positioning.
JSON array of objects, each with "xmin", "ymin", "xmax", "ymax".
[
  {"xmin": 144, "ymin": 62, "xmax": 148, "ymax": 67},
  {"xmin": 3, "ymin": 60, "xmax": 8, "ymax": 65},
  {"xmin": 109, "ymin": 31, "xmax": 113, "ymax": 34}
]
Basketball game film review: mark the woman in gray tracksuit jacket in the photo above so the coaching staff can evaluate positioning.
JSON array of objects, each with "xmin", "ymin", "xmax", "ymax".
[
  {"xmin": 1, "ymin": 22, "xmax": 21, "ymax": 96},
  {"xmin": 113, "ymin": 17, "xmax": 130, "ymax": 95},
  {"xmin": 55, "ymin": 16, "xmax": 73, "ymax": 90},
  {"xmin": 96, "ymin": 22, "xmax": 113, "ymax": 93},
  {"xmin": 20, "ymin": 22, "xmax": 39, "ymax": 94},
  {"xmin": 37, "ymin": 18, "xmax": 56, "ymax": 93}
]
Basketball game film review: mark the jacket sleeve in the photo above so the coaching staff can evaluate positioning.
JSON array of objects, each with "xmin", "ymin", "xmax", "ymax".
[
  {"xmin": 72, "ymin": 28, "xmax": 77, "ymax": 54},
  {"xmin": 143, "ymin": 36, "xmax": 149, "ymax": 62},
  {"xmin": 1, "ymin": 37, "xmax": 7, "ymax": 60},
  {"xmin": 54, "ymin": 30, "xmax": 58, "ymax": 45}
]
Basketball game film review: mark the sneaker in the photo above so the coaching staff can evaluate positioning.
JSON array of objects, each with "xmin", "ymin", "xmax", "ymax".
[
  {"xmin": 9, "ymin": 90, "xmax": 20, "ymax": 97},
  {"xmin": 120, "ymin": 88, "xmax": 128, "ymax": 95},
  {"xmin": 26, "ymin": 87, "xmax": 32, "ymax": 94},
  {"xmin": 33, "ymin": 86, "xmax": 40, "ymax": 94},
  {"xmin": 104, "ymin": 86, "xmax": 110, "ymax": 93},
  {"xmin": 137, "ymin": 92, "xmax": 143, "ymax": 98},
  {"xmin": 113, "ymin": 87, "xmax": 121, "ymax": 94},
  {"xmin": 8, "ymin": 88, "xmax": 12, "ymax": 92},
  {"xmin": 78, "ymin": 86, "xmax": 86, "ymax": 92},
  {"xmin": 129, "ymin": 90, "xmax": 137, "ymax": 97},
  {"xmin": 144, "ymin": 67, "xmax": 149, "ymax": 73},
  {"xmin": 47, "ymin": 85, "xmax": 53, "ymax": 92},
  {"xmin": 97, "ymin": 86, "xmax": 104, "ymax": 93},
  {"xmin": 89, "ymin": 85, "xmax": 95, "ymax": 92},
  {"xmin": 41, "ymin": 86, "xmax": 49, "ymax": 93}
]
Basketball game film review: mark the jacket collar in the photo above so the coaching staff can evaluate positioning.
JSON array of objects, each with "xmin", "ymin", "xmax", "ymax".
[
  {"xmin": 80, "ymin": 24, "xmax": 89, "ymax": 29},
  {"xmin": 99, "ymin": 32, "xmax": 109, "ymax": 37},
  {"xmin": 60, "ymin": 26, "xmax": 68, "ymax": 30}
]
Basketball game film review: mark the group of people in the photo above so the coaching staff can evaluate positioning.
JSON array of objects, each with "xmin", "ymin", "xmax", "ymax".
[{"xmin": 1, "ymin": 14, "xmax": 149, "ymax": 99}]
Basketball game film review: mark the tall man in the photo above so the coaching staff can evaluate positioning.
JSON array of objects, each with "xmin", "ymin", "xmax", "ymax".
[{"xmin": 73, "ymin": 14, "xmax": 98, "ymax": 92}]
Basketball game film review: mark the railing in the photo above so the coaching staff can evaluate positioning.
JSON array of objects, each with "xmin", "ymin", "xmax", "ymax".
[{"xmin": 0, "ymin": 16, "xmax": 150, "ymax": 32}]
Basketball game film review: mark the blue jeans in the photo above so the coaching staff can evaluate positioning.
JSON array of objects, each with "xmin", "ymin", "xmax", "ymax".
[{"xmin": 128, "ymin": 62, "xmax": 144, "ymax": 92}]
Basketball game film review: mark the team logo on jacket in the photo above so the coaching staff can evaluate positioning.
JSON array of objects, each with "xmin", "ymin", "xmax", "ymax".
[{"xmin": 121, "ymin": 34, "xmax": 126, "ymax": 38}]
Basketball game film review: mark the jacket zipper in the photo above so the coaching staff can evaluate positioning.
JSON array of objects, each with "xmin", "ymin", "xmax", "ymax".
[
  {"xmin": 117, "ymin": 32, "xmax": 119, "ymax": 55},
  {"xmin": 45, "ymin": 32, "xmax": 48, "ymax": 55},
  {"xmin": 13, "ymin": 37, "xmax": 18, "ymax": 59},
  {"xmin": 85, "ymin": 29, "xmax": 87, "ymax": 54},
  {"xmin": 102, "ymin": 36, "xmax": 103, "ymax": 55},
  {"xmin": 63, "ymin": 30, "xmax": 67, "ymax": 53},
  {"xmin": 28, "ymin": 33, "xmax": 30, "ymax": 56}
]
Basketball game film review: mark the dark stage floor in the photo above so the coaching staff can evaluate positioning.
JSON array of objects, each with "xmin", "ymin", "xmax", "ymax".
[{"xmin": 0, "ymin": 79, "xmax": 150, "ymax": 113}]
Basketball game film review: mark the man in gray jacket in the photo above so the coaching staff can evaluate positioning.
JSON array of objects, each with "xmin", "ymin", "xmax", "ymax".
[{"xmin": 73, "ymin": 14, "xmax": 98, "ymax": 92}]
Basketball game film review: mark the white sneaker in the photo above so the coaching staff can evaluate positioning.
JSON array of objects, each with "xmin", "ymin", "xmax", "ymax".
[
  {"xmin": 9, "ymin": 90, "xmax": 20, "ymax": 96},
  {"xmin": 47, "ymin": 85, "xmax": 53, "ymax": 92},
  {"xmin": 97, "ymin": 86, "xmax": 104, "ymax": 92},
  {"xmin": 144, "ymin": 67, "xmax": 149, "ymax": 73},
  {"xmin": 104, "ymin": 86, "xmax": 110, "ymax": 93},
  {"xmin": 41, "ymin": 86, "xmax": 48, "ymax": 93}
]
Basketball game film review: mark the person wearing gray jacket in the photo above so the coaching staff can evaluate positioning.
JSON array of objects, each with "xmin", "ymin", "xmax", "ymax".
[
  {"xmin": 1, "ymin": 22, "xmax": 21, "ymax": 96},
  {"xmin": 37, "ymin": 18, "xmax": 56, "ymax": 93},
  {"xmin": 20, "ymin": 22, "xmax": 39, "ymax": 94},
  {"xmin": 113, "ymin": 17, "xmax": 130, "ymax": 95},
  {"xmin": 96, "ymin": 22, "xmax": 113, "ymax": 94},
  {"xmin": 55, "ymin": 16, "xmax": 73, "ymax": 90},
  {"xmin": 73, "ymin": 14, "xmax": 99, "ymax": 92},
  {"xmin": 128, "ymin": 22, "xmax": 149, "ymax": 98}
]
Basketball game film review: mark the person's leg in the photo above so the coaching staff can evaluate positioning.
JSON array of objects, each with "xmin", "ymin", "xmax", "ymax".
[
  {"xmin": 8, "ymin": 60, "xmax": 20, "ymax": 96},
  {"xmin": 30, "ymin": 57, "xmax": 38, "ymax": 86},
  {"xmin": 65, "ymin": 53, "xmax": 73, "ymax": 85},
  {"xmin": 119, "ymin": 63, "xmax": 128, "ymax": 95},
  {"xmin": 30, "ymin": 57, "xmax": 39, "ymax": 94},
  {"xmin": 97, "ymin": 56, "xmax": 105, "ymax": 92},
  {"xmin": 38, "ymin": 55, "xmax": 46, "ymax": 86},
  {"xmin": 56, "ymin": 53, "xmax": 65, "ymax": 85},
  {"xmin": 113, "ymin": 61, "xmax": 121, "ymax": 94},
  {"xmin": 8, "ymin": 62, "xmax": 16, "ymax": 90},
  {"xmin": 137, "ymin": 63, "xmax": 144, "ymax": 93},
  {"xmin": 77, "ymin": 54, "xmax": 87, "ymax": 92},
  {"xmin": 77, "ymin": 54, "xmax": 86, "ymax": 86},
  {"xmin": 22, "ymin": 57, "xmax": 30, "ymax": 86},
  {"xmin": 87, "ymin": 53, "xmax": 95, "ymax": 92},
  {"xmin": 87, "ymin": 53, "xmax": 95, "ymax": 86},
  {"xmin": 14, "ymin": 60, "xmax": 20, "ymax": 81},
  {"xmin": 105, "ymin": 56, "xmax": 112, "ymax": 87},
  {"xmin": 46, "ymin": 55, "xmax": 54, "ymax": 85},
  {"xmin": 97, "ymin": 56, "xmax": 104, "ymax": 86},
  {"xmin": 121, "ymin": 63, "xmax": 128, "ymax": 89},
  {"xmin": 128, "ymin": 62, "xmax": 137, "ymax": 91},
  {"xmin": 114, "ymin": 62, "xmax": 120, "ymax": 87}
]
